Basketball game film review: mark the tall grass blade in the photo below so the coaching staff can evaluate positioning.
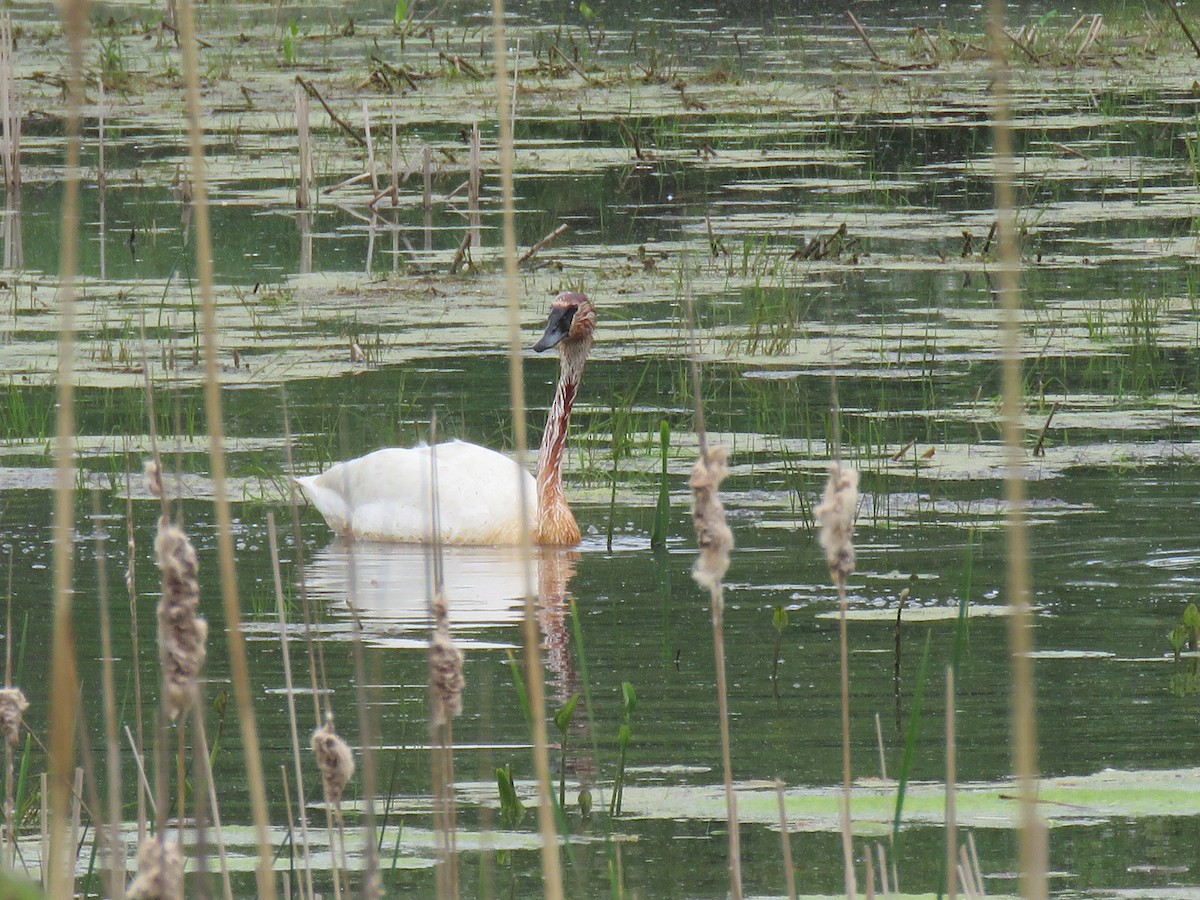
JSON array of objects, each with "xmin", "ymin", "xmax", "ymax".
[{"xmin": 891, "ymin": 629, "xmax": 931, "ymax": 841}]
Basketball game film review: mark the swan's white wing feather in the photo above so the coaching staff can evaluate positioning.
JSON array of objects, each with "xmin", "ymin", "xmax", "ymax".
[{"xmin": 297, "ymin": 440, "xmax": 536, "ymax": 544}]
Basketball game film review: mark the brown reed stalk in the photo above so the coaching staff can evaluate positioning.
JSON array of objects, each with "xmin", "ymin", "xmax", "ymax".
[
  {"xmin": 296, "ymin": 82, "xmax": 311, "ymax": 209},
  {"xmin": 986, "ymin": 3, "xmax": 1048, "ymax": 897},
  {"xmin": 815, "ymin": 462, "xmax": 859, "ymax": 900},
  {"xmin": 342, "ymin": 576, "xmax": 380, "ymax": 895},
  {"xmin": 123, "ymin": 466, "xmax": 149, "ymax": 848},
  {"xmin": 467, "ymin": 122, "xmax": 481, "ymax": 248},
  {"xmin": 46, "ymin": 2, "xmax": 87, "ymax": 896},
  {"xmin": 175, "ymin": 0, "xmax": 276, "ymax": 892},
  {"xmin": 363, "ymin": 100, "xmax": 378, "ymax": 194},
  {"xmin": 190, "ymin": 705, "xmax": 233, "ymax": 900},
  {"xmin": 490, "ymin": 2, "xmax": 564, "ymax": 896},
  {"xmin": 67, "ymin": 766, "xmax": 82, "ymax": 897},
  {"xmin": 267, "ymin": 514, "xmax": 315, "ymax": 900},
  {"xmin": 280, "ymin": 395, "xmax": 343, "ymax": 900},
  {"xmin": 774, "ymin": 780, "xmax": 796, "ymax": 900},
  {"xmin": 680, "ymin": 288, "xmax": 743, "ymax": 899},
  {"xmin": 422, "ymin": 145, "xmax": 432, "ymax": 253},
  {"xmin": 0, "ymin": 17, "xmax": 19, "ymax": 196},
  {"xmin": 92, "ymin": 492, "xmax": 126, "ymax": 897}
]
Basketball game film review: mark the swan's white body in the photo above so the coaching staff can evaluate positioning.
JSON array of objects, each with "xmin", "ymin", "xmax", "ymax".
[{"xmin": 296, "ymin": 440, "xmax": 536, "ymax": 545}]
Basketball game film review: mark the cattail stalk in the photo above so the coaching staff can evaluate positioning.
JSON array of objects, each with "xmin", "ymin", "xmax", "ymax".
[
  {"xmin": 312, "ymin": 715, "xmax": 354, "ymax": 884},
  {"xmin": 689, "ymin": 446, "xmax": 743, "ymax": 899},
  {"xmin": 986, "ymin": 2, "xmax": 1048, "ymax": 897},
  {"xmin": 46, "ymin": 2, "xmax": 87, "ymax": 896},
  {"xmin": 815, "ymin": 462, "xmax": 859, "ymax": 899},
  {"xmin": 491, "ymin": 1, "xmax": 564, "ymax": 896}
]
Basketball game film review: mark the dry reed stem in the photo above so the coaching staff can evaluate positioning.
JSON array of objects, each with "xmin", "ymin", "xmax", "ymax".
[
  {"xmin": 986, "ymin": 2, "xmax": 1048, "ymax": 897},
  {"xmin": 688, "ymin": 446, "xmax": 743, "ymax": 899},
  {"xmin": 491, "ymin": 1, "xmax": 564, "ymax": 895},
  {"xmin": 280, "ymin": 395, "xmax": 343, "ymax": 900},
  {"xmin": 267, "ymin": 514, "xmax": 315, "ymax": 900},
  {"xmin": 153, "ymin": 517, "xmax": 208, "ymax": 720},
  {"xmin": 175, "ymin": 0, "xmax": 276, "ymax": 892},
  {"xmin": 774, "ymin": 779, "xmax": 797, "ymax": 900},
  {"xmin": 125, "ymin": 836, "xmax": 184, "ymax": 900},
  {"xmin": 815, "ymin": 463, "xmax": 859, "ymax": 900},
  {"xmin": 191, "ymin": 707, "xmax": 233, "ymax": 900},
  {"xmin": 47, "ymin": 2, "xmax": 87, "ymax": 896},
  {"xmin": 92, "ymin": 494, "xmax": 126, "ymax": 896}
]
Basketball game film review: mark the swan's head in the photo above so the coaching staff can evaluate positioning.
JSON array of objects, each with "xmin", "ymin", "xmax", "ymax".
[{"xmin": 533, "ymin": 291, "xmax": 596, "ymax": 353}]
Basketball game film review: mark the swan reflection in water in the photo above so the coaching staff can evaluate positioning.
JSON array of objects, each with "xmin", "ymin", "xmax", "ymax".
[{"xmin": 304, "ymin": 540, "xmax": 595, "ymax": 790}]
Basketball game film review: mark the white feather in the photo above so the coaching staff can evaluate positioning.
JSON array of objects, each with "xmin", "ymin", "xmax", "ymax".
[{"xmin": 296, "ymin": 439, "xmax": 536, "ymax": 544}]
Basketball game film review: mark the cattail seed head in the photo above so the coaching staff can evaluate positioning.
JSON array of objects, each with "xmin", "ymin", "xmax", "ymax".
[
  {"xmin": 689, "ymin": 446, "xmax": 734, "ymax": 592},
  {"xmin": 815, "ymin": 464, "xmax": 859, "ymax": 582},
  {"xmin": 155, "ymin": 516, "xmax": 207, "ymax": 721},
  {"xmin": 428, "ymin": 592, "xmax": 465, "ymax": 726},
  {"xmin": 125, "ymin": 837, "xmax": 184, "ymax": 900},
  {"xmin": 0, "ymin": 687, "xmax": 27, "ymax": 746},
  {"xmin": 312, "ymin": 715, "xmax": 355, "ymax": 805},
  {"xmin": 143, "ymin": 459, "xmax": 163, "ymax": 499}
]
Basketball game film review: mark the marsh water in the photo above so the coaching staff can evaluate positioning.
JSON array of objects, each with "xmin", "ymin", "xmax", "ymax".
[{"xmin": 2, "ymin": 1, "xmax": 1200, "ymax": 896}]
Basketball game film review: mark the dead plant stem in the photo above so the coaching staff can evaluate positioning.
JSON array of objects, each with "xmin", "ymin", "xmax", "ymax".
[
  {"xmin": 491, "ymin": 1, "xmax": 564, "ymax": 896},
  {"xmin": 987, "ymin": 2, "xmax": 1048, "ymax": 897},
  {"xmin": 175, "ymin": 0, "xmax": 276, "ymax": 893},
  {"xmin": 47, "ymin": 2, "xmax": 86, "ymax": 895}
]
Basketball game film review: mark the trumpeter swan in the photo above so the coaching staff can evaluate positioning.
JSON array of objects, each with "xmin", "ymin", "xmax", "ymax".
[{"xmin": 297, "ymin": 291, "xmax": 596, "ymax": 545}]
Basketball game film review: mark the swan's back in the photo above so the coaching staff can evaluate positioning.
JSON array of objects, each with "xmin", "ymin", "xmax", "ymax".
[{"xmin": 297, "ymin": 440, "xmax": 536, "ymax": 544}]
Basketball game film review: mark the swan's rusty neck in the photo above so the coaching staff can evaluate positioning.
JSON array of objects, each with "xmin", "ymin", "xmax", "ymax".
[{"xmin": 533, "ymin": 337, "xmax": 590, "ymax": 544}]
